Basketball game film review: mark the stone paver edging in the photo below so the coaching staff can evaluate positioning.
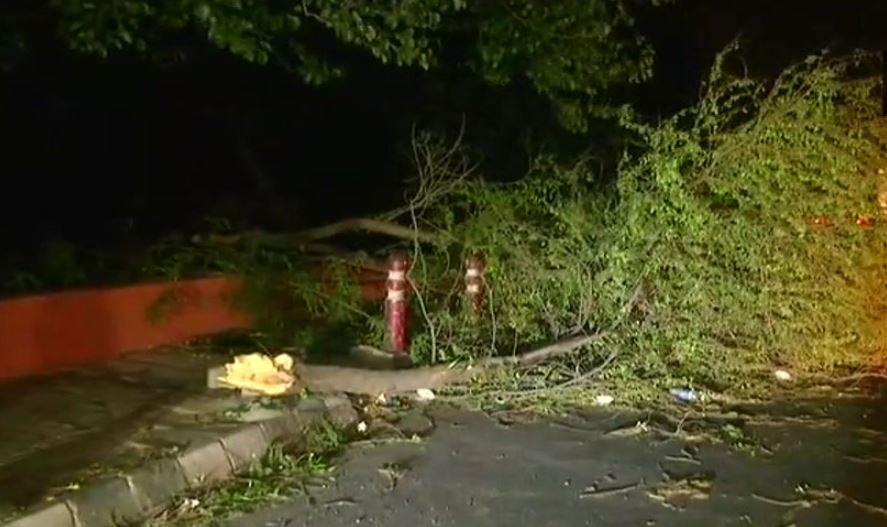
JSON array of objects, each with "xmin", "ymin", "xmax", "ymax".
[{"xmin": 1, "ymin": 395, "xmax": 358, "ymax": 527}]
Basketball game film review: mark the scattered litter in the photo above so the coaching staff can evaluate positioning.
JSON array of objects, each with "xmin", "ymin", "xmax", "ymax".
[
  {"xmin": 594, "ymin": 394, "xmax": 615, "ymax": 406},
  {"xmin": 856, "ymin": 215, "xmax": 872, "ymax": 229},
  {"xmin": 773, "ymin": 369, "xmax": 793, "ymax": 382},
  {"xmin": 580, "ymin": 480, "xmax": 641, "ymax": 499},
  {"xmin": 357, "ymin": 421, "xmax": 368, "ymax": 433},
  {"xmin": 216, "ymin": 353, "xmax": 297, "ymax": 396},
  {"xmin": 669, "ymin": 388, "xmax": 697, "ymax": 404},
  {"xmin": 415, "ymin": 388, "xmax": 436, "ymax": 401},
  {"xmin": 375, "ymin": 393, "xmax": 388, "ymax": 405},
  {"xmin": 878, "ymin": 168, "xmax": 885, "ymax": 175}
]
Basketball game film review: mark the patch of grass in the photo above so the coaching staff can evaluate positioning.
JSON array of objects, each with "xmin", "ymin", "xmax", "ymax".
[
  {"xmin": 145, "ymin": 288, "xmax": 184, "ymax": 326},
  {"xmin": 143, "ymin": 420, "xmax": 347, "ymax": 526},
  {"xmin": 715, "ymin": 423, "xmax": 766, "ymax": 456}
]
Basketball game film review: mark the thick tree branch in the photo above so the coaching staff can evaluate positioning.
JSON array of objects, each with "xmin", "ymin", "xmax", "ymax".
[
  {"xmin": 297, "ymin": 217, "xmax": 439, "ymax": 244},
  {"xmin": 193, "ymin": 217, "xmax": 439, "ymax": 252},
  {"xmin": 296, "ymin": 331, "xmax": 609, "ymax": 395}
]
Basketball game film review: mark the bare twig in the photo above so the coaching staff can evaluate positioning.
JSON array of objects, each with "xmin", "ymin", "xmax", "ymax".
[
  {"xmin": 488, "ymin": 344, "xmax": 619, "ymax": 400},
  {"xmin": 484, "ymin": 332, "xmax": 609, "ymax": 368},
  {"xmin": 379, "ymin": 121, "xmax": 477, "ymax": 222},
  {"xmin": 406, "ymin": 178, "xmax": 439, "ymax": 364},
  {"xmin": 486, "ymin": 277, "xmax": 498, "ymax": 357}
]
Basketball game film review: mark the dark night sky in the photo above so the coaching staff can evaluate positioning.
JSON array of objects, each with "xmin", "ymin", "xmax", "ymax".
[{"xmin": 0, "ymin": 0, "xmax": 885, "ymax": 254}]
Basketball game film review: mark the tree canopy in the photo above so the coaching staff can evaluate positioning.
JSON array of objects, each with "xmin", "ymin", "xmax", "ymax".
[{"xmin": 40, "ymin": 0, "xmax": 672, "ymax": 131}]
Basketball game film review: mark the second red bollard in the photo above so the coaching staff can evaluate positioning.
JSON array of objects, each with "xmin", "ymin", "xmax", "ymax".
[
  {"xmin": 385, "ymin": 253, "xmax": 411, "ymax": 355},
  {"xmin": 465, "ymin": 254, "xmax": 486, "ymax": 313}
]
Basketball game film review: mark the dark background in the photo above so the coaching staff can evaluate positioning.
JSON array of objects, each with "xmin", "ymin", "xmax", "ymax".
[{"xmin": 0, "ymin": 0, "xmax": 885, "ymax": 255}]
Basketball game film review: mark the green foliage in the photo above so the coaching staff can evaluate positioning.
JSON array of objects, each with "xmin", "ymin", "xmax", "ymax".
[
  {"xmin": 399, "ymin": 46, "xmax": 887, "ymax": 394},
  {"xmin": 604, "ymin": 46, "xmax": 887, "ymax": 386},
  {"xmin": 139, "ymin": 220, "xmax": 377, "ymax": 357},
  {"xmin": 467, "ymin": 0, "xmax": 656, "ymax": 131},
  {"xmin": 2, "ymin": 241, "xmax": 88, "ymax": 294},
  {"xmin": 48, "ymin": 0, "xmax": 665, "ymax": 130},
  {"xmin": 399, "ymin": 157, "xmax": 615, "ymax": 369}
]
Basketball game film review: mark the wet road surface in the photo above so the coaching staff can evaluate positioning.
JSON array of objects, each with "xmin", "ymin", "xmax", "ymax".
[{"xmin": 226, "ymin": 385, "xmax": 887, "ymax": 527}]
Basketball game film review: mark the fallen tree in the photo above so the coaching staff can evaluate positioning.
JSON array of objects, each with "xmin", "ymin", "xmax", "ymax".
[{"xmin": 162, "ymin": 46, "xmax": 887, "ymax": 403}]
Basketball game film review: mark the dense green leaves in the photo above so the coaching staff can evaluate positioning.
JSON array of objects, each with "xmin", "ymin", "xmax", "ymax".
[
  {"xmin": 471, "ymin": 0, "xmax": 654, "ymax": 130},
  {"xmin": 47, "ymin": 0, "xmax": 665, "ymax": 130},
  {"xmin": 399, "ymin": 47, "xmax": 887, "ymax": 396}
]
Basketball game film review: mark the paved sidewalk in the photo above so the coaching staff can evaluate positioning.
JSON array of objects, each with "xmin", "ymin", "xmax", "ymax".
[
  {"xmin": 226, "ymin": 382, "xmax": 887, "ymax": 527},
  {"xmin": 0, "ymin": 347, "xmax": 357, "ymax": 527},
  {"xmin": 0, "ymin": 349, "xmax": 211, "ymax": 515}
]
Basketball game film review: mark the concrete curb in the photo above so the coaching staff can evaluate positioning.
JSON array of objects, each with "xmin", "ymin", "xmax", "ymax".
[{"xmin": 1, "ymin": 394, "xmax": 358, "ymax": 527}]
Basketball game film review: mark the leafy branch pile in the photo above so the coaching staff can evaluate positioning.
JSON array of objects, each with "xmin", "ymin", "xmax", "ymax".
[
  {"xmin": 455, "ymin": 47, "xmax": 887, "ymax": 396},
  {"xmin": 217, "ymin": 46, "xmax": 887, "ymax": 399}
]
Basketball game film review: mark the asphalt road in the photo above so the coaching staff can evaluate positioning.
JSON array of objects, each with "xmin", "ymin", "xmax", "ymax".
[{"xmin": 226, "ymin": 386, "xmax": 887, "ymax": 527}]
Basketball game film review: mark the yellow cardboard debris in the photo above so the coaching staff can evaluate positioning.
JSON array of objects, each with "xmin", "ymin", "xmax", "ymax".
[{"xmin": 217, "ymin": 352, "xmax": 297, "ymax": 396}]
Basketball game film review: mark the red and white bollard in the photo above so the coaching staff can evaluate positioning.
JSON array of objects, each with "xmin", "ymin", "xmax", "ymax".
[
  {"xmin": 465, "ymin": 254, "xmax": 486, "ymax": 313},
  {"xmin": 385, "ymin": 253, "xmax": 411, "ymax": 355}
]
